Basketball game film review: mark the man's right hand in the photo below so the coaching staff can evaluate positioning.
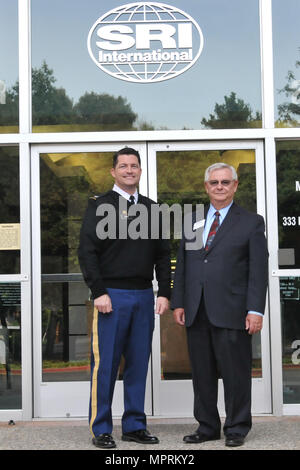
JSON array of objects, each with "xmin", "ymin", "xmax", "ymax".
[
  {"xmin": 173, "ymin": 308, "xmax": 185, "ymax": 326},
  {"xmin": 94, "ymin": 294, "xmax": 113, "ymax": 314}
]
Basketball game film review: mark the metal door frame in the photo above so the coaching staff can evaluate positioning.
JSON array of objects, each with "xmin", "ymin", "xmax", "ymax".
[
  {"xmin": 148, "ymin": 140, "xmax": 272, "ymax": 417},
  {"xmin": 0, "ymin": 143, "xmax": 32, "ymax": 422},
  {"xmin": 31, "ymin": 142, "xmax": 150, "ymax": 418}
]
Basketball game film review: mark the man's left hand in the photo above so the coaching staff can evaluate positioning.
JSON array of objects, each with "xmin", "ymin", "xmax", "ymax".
[
  {"xmin": 155, "ymin": 296, "xmax": 169, "ymax": 315},
  {"xmin": 245, "ymin": 313, "xmax": 263, "ymax": 335}
]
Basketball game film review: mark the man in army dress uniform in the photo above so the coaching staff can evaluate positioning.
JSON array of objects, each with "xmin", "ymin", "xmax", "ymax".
[{"xmin": 78, "ymin": 147, "xmax": 170, "ymax": 448}]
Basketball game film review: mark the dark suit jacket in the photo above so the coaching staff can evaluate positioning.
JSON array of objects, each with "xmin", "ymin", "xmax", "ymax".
[{"xmin": 171, "ymin": 203, "xmax": 268, "ymax": 330}]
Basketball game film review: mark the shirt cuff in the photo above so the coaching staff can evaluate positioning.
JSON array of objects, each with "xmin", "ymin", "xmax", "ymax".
[{"xmin": 248, "ymin": 310, "xmax": 263, "ymax": 317}]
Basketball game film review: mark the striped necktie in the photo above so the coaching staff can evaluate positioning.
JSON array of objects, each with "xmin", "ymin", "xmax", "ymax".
[
  {"xmin": 205, "ymin": 211, "xmax": 220, "ymax": 251},
  {"xmin": 128, "ymin": 195, "xmax": 135, "ymax": 206}
]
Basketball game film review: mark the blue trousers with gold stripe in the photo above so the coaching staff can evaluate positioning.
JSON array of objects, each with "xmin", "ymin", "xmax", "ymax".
[{"xmin": 89, "ymin": 288, "xmax": 154, "ymax": 437}]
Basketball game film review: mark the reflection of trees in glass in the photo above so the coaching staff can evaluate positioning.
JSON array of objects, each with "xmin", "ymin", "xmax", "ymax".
[
  {"xmin": 157, "ymin": 150, "xmax": 256, "ymax": 209},
  {"xmin": 40, "ymin": 153, "xmax": 114, "ymax": 274},
  {"xmin": 0, "ymin": 82, "xmax": 19, "ymax": 127},
  {"xmin": 201, "ymin": 92, "xmax": 262, "ymax": 129},
  {"xmin": 157, "ymin": 150, "xmax": 256, "ymax": 258},
  {"xmin": 74, "ymin": 92, "xmax": 136, "ymax": 128},
  {"xmin": 234, "ymin": 163, "xmax": 256, "ymax": 213},
  {"xmin": 1, "ymin": 65, "xmax": 265, "ymax": 131},
  {"xmin": 277, "ymin": 49, "xmax": 300, "ymax": 127},
  {"xmin": 157, "ymin": 151, "xmax": 210, "ymax": 258},
  {"xmin": 40, "ymin": 157, "xmax": 70, "ymax": 274},
  {"xmin": 0, "ymin": 61, "xmax": 137, "ymax": 130},
  {"xmin": 32, "ymin": 62, "xmax": 74, "ymax": 125}
]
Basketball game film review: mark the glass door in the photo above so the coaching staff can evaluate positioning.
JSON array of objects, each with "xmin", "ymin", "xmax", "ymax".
[
  {"xmin": 31, "ymin": 142, "xmax": 151, "ymax": 418},
  {"xmin": 148, "ymin": 141, "xmax": 272, "ymax": 416},
  {"xmin": 0, "ymin": 145, "xmax": 31, "ymax": 421},
  {"xmin": 270, "ymin": 140, "xmax": 300, "ymax": 415}
]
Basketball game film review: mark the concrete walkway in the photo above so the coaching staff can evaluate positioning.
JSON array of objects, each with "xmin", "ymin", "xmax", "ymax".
[{"xmin": 0, "ymin": 416, "xmax": 299, "ymax": 451}]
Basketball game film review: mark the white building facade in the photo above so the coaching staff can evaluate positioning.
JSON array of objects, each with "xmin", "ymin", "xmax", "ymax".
[{"xmin": 0, "ymin": 0, "xmax": 299, "ymax": 421}]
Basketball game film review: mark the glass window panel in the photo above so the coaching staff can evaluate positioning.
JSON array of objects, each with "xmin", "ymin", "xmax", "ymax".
[
  {"xmin": 0, "ymin": 282, "xmax": 21, "ymax": 409},
  {"xmin": 273, "ymin": 0, "xmax": 300, "ymax": 128},
  {"xmin": 276, "ymin": 141, "xmax": 300, "ymax": 268},
  {"xmin": 40, "ymin": 152, "xmax": 113, "ymax": 275},
  {"xmin": 157, "ymin": 149, "xmax": 262, "ymax": 379},
  {"xmin": 41, "ymin": 281, "xmax": 125, "ymax": 382},
  {"xmin": 280, "ymin": 277, "xmax": 300, "ymax": 404},
  {"xmin": 0, "ymin": 0, "xmax": 19, "ymax": 133},
  {"xmin": 42, "ymin": 281, "xmax": 91, "ymax": 382},
  {"xmin": 31, "ymin": 0, "xmax": 261, "ymax": 132},
  {"xmin": 40, "ymin": 152, "xmax": 124, "ymax": 381},
  {"xmin": 0, "ymin": 146, "xmax": 20, "ymax": 274}
]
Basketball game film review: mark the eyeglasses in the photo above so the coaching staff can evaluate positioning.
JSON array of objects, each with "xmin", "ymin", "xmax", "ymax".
[{"xmin": 207, "ymin": 179, "xmax": 234, "ymax": 187}]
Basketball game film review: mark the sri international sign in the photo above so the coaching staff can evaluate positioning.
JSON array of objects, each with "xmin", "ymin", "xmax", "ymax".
[{"xmin": 87, "ymin": 2, "xmax": 204, "ymax": 83}]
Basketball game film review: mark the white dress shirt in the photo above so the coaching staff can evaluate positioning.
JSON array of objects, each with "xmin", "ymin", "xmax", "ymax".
[{"xmin": 113, "ymin": 184, "xmax": 138, "ymax": 203}]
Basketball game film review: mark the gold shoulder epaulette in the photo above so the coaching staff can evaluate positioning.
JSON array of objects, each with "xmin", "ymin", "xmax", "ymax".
[{"xmin": 89, "ymin": 190, "xmax": 111, "ymax": 200}]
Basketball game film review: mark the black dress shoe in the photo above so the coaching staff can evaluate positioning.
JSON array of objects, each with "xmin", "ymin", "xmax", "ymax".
[
  {"xmin": 183, "ymin": 431, "xmax": 220, "ymax": 444},
  {"xmin": 225, "ymin": 433, "xmax": 245, "ymax": 447},
  {"xmin": 92, "ymin": 433, "xmax": 116, "ymax": 448},
  {"xmin": 122, "ymin": 429, "xmax": 159, "ymax": 444}
]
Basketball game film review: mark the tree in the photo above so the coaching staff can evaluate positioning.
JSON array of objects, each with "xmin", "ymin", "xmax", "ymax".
[
  {"xmin": 0, "ymin": 62, "xmax": 74, "ymax": 126},
  {"xmin": 32, "ymin": 61, "xmax": 74, "ymax": 125},
  {"xmin": 0, "ymin": 82, "xmax": 19, "ymax": 126},
  {"xmin": 278, "ymin": 49, "xmax": 300, "ymax": 126},
  {"xmin": 74, "ymin": 91, "xmax": 136, "ymax": 128},
  {"xmin": 201, "ymin": 92, "xmax": 261, "ymax": 129},
  {"xmin": 0, "ymin": 61, "xmax": 138, "ymax": 130}
]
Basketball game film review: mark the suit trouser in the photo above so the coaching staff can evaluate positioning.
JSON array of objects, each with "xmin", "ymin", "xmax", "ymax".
[
  {"xmin": 89, "ymin": 288, "xmax": 154, "ymax": 437},
  {"xmin": 186, "ymin": 300, "xmax": 252, "ymax": 437}
]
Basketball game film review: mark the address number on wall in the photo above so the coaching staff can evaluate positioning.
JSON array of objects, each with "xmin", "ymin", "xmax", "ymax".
[{"xmin": 282, "ymin": 216, "xmax": 300, "ymax": 226}]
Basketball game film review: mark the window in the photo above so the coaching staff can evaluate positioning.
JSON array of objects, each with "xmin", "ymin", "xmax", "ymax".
[
  {"xmin": 31, "ymin": 0, "xmax": 262, "ymax": 132},
  {"xmin": 280, "ymin": 277, "xmax": 300, "ymax": 404},
  {"xmin": 0, "ymin": 282, "xmax": 21, "ymax": 409},
  {"xmin": 277, "ymin": 141, "xmax": 300, "ymax": 268},
  {"xmin": 273, "ymin": 0, "xmax": 300, "ymax": 128},
  {"xmin": 0, "ymin": 147, "xmax": 20, "ymax": 274},
  {"xmin": 0, "ymin": 0, "xmax": 19, "ymax": 133}
]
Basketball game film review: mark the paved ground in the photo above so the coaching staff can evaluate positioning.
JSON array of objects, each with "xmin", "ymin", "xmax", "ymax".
[{"xmin": 0, "ymin": 416, "xmax": 299, "ymax": 451}]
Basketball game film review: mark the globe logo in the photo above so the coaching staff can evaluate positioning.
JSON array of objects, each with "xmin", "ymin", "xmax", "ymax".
[{"xmin": 87, "ymin": 2, "xmax": 204, "ymax": 83}]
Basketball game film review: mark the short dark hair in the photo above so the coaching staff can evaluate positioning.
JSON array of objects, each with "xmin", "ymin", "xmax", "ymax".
[{"xmin": 112, "ymin": 147, "xmax": 141, "ymax": 168}]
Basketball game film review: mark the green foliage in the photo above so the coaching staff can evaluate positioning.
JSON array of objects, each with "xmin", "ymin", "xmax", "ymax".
[
  {"xmin": 0, "ymin": 82, "xmax": 19, "ymax": 126},
  {"xmin": 0, "ymin": 61, "xmax": 137, "ymax": 129},
  {"xmin": 74, "ymin": 91, "xmax": 136, "ymax": 127},
  {"xmin": 278, "ymin": 49, "xmax": 300, "ymax": 126},
  {"xmin": 157, "ymin": 150, "xmax": 257, "ymax": 257},
  {"xmin": 201, "ymin": 92, "xmax": 262, "ymax": 129},
  {"xmin": 32, "ymin": 62, "xmax": 74, "ymax": 125}
]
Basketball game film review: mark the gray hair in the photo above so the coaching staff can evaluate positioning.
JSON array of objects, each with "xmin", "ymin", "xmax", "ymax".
[{"xmin": 204, "ymin": 163, "xmax": 238, "ymax": 182}]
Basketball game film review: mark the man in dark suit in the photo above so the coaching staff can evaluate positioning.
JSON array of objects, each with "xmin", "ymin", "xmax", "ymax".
[{"xmin": 171, "ymin": 162, "xmax": 268, "ymax": 447}]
